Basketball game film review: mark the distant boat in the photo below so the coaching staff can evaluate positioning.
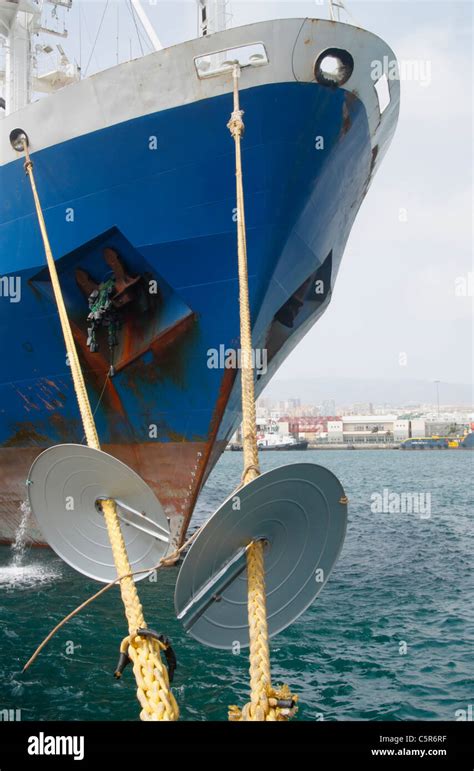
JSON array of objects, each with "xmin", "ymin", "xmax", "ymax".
[
  {"xmin": 401, "ymin": 434, "xmax": 473, "ymax": 449},
  {"xmin": 460, "ymin": 432, "xmax": 474, "ymax": 449},
  {"xmin": 257, "ymin": 433, "xmax": 308, "ymax": 451}
]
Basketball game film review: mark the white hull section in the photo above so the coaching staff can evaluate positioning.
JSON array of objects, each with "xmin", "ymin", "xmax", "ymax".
[{"xmin": 1, "ymin": 18, "xmax": 399, "ymax": 171}]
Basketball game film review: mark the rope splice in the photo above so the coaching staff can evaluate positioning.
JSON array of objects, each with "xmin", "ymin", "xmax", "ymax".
[
  {"xmin": 225, "ymin": 66, "xmax": 297, "ymax": 721},
  {"xmin": 16, "ymin": 131, "xmax": 178, "ymax": 722}
]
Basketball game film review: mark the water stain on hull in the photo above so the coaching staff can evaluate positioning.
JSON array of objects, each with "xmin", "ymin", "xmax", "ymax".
[{"xmin": 0, "ymin": 438, "xmax": 226, "ymax": 550}]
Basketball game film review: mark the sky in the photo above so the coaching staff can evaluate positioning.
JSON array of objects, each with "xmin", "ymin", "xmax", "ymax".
[{"xmin": 39, "ymin": 0, "xmax": 473, "ymax": 386}]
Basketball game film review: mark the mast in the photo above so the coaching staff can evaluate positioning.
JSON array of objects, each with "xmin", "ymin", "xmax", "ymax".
[{"xmin": 197, "ymin": 0, "xmax": 229, "ymax": 36}]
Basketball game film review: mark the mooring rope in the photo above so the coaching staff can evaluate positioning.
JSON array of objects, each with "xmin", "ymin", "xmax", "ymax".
[
  {"xmin": 21, "ymin": 139, "xmax": 178, "ymax": 721},
  {"xmin": 226, "ymin": 65, "xmax": 297, "ymax": 722},
  {"xmin": 22, "ymin": 523, "xmax": 204, "ymax": 674}
]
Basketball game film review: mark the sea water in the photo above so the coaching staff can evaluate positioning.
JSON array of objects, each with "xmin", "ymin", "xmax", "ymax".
[{"xmin": 0, "ymin": 449, "xmax": 472, "ymax": 721}]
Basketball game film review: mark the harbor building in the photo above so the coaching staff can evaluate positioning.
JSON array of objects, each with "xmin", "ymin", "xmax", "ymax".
[{"xmin": 326, "ymin": 415, "xmax": 410, "ymax": 444}]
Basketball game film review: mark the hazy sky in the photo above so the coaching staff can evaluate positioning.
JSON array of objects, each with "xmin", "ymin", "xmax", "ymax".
[{"xmin": 46, "ymin": 1, "xmax": 473, "ymax": 384}]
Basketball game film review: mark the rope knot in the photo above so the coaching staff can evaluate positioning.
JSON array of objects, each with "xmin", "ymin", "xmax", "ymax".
[
  {"xmin": 241, "ymin": 463, "xmax": 261, "ymax": 485},
  {"xmin": 229, "ymin": 684, "xmax": 298, "ymax": 721},
  {"xmin": 268, "ymin": 684, "xmax": 299, "ymax": 720},
  {"xmin": 227, "ymin": 109, "xmax": 245, "ymax": 138}
]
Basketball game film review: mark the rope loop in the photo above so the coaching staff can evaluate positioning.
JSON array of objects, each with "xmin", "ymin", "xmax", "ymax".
[{"xmin": 240, "ymin": 463, "xmax": 261, "ymax": 485}]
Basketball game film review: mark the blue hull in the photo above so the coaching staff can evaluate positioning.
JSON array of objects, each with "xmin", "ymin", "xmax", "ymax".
[{"xmin": 0, "ymin": 81, "xmax": 372, "ymax": 544}]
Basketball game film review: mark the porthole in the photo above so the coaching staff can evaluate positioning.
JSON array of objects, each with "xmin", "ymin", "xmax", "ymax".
[{"xmin": 314, "ymin": 48, "xmax": 354, "ymax": 87}]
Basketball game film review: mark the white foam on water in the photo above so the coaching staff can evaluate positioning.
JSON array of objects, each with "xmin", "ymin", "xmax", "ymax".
[
  {"xmin": 0, "ymin": 501, "xmax": 61, "ymax": 587},
  {"xmin": 10, "ymin": 500, "xmax": 31, "ymax": 567},
  {"xmin": 0, "ymin": 563, "xmax": 61, "ymax": 589}
]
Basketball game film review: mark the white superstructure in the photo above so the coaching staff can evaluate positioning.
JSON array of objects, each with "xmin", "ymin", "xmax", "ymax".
[
  {"xmin": 197, "ymin": 0, "xmax": 230, "ymax": 36},
  {"xmin": 0, "ymin": 0, "xmax": 232, "ymax": 116},
  {"xmin": 0, "ymin": 0, "xmax": 78, "ymax": 115}
]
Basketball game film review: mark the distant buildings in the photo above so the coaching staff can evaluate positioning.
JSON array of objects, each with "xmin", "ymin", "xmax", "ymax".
[
  {"xmin": 279, "ymin": 416, "xmax": 332, "ymax": 439},
  {"xmin": 326, "ymin": 415, "xmax": 409, "ymax": 444},
  {"xmin": 321, "ymin": 399, "xmax": 336, "ymax": 417},
  {"xmin": 226, "ymin": 397, "xmax": 474, "ymax": 448},
  {"xmin": 350, "ymin": 402, "xmax": 374, "ymax": 415}
]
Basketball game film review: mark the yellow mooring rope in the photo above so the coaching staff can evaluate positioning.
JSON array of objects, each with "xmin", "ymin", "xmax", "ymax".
[
  {"xmin": 21, "ymin": 139, "xmax": 179, "ymax": 721},
  {"xmin": 226, "ymin": 65, "xmax": 297, "ymax": 722}
]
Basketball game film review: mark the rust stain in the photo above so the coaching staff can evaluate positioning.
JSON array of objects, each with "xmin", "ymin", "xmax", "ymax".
[
  {"xmin": 13, "ymin": 379, "xmax": 66, "ymax": 414},
  {"xmin": 122, "ymin": 313, "xmax": 197, "ymax": 395},
  {"xmin": 14, "ymin": 389, "xmax": 41, "ymax": 413},
  {"xmin": 362, "ymin": 144, "xmax": 380, "ymax": 198},
  {"xmin": 103, "ymin": 379, "xmax": 127, "ymax": 419},
  {"xmin": 370, "ymin": 144, "xmax": 379, "ymax": 175},
  {"xmin": 339, "ymin": 90, "xmax": 359, "ymax": 137},
  {"xmin": 149, "ymin": 313, "xmax": 198, "ymax": 386},
  {"xmin": 69, "ymin": 318, "xmax": 128, "ymax": 420},
  {"xmin": 44, "ymin": 381, "xmax": 67, "ymax": 403},
  {"xmin": 48, "ymin": 412, "xmax": 79, "ymax": 443},
  {"xmin": 4, "ymin": 424, "xmax": 50, "ymax": 447},
  {"xmin": 176, "ymin": 365, "xmax": 237, "ymax": 545},
  {"xmin": 166, "ymin": 429, "xmax": 190, "ymax": 443},
  {"xmin": 340, "ymin": 91, "xmax": 360, "ymax": 138},
  {"xmin": 341, "ymin": 109, "xmax": 351, "ymax": 138},
  {"xmin": 122, "ymin": 321, "xmax": 135, "ymax": 367}
]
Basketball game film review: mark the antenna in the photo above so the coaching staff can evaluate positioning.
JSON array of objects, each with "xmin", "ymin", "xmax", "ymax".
[
  {"xmin": 329, "ymin": 0, "xmax": 348, "ymax": 21},
  {"xmin": 328, "ymin": 0, "xmax": 358, "ymax": 25}
]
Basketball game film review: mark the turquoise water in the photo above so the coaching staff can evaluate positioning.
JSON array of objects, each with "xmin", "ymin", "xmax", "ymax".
[{"xmin": 0, "ymin": 449, "xmax": 472, "ymax": 721}]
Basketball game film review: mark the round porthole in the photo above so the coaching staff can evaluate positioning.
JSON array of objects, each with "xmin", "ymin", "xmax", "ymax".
[
  {"xmin": 314, "ymin": 48, "xmax": 354, "ymax": 87},
  {"xmin": 9, "ymin": 128, "xmax": 29, "ymax": 151}
]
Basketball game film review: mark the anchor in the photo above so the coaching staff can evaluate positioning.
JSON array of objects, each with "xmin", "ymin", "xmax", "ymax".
[{"xmin": 76, "ymin": 247, "xmax": 151, "ymax": 374}]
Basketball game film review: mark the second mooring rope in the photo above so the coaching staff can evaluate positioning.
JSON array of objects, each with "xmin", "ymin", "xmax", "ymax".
[
  {"xmin": 226, "ymin": 65, "xmax": 297, "ymax": 722},
  {"xmin": 21, "ymin": 139, "xmax": 178, "ymax": 721}
]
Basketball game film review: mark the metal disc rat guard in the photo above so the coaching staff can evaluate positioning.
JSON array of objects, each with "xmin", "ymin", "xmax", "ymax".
[
  {"xmin": 27, "ymin": 444, "xmax": 170, "ymax": 583},
  {"xmin": 175, "ymin": 462, "xmax": 347, "ymax": 649}
]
